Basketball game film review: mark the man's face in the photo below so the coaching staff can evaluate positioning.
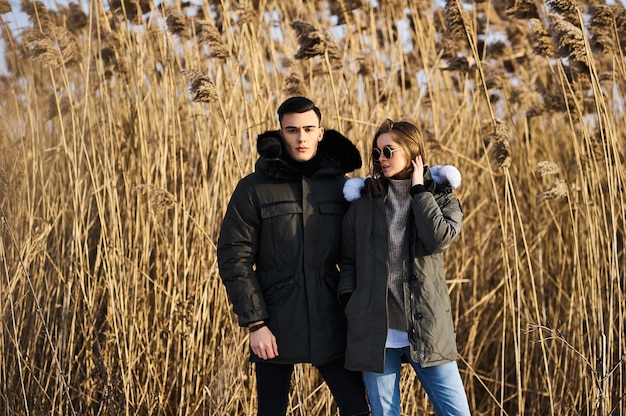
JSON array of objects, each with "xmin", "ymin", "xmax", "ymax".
[{"xmin": 279, "ymin": 110, "xmax": 324, "ymax": 162}]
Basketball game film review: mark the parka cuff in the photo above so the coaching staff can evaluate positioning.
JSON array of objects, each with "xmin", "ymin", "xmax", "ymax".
[{"xmin": 410, "ymin": 184, "xmax": 426, "ymax": 196}]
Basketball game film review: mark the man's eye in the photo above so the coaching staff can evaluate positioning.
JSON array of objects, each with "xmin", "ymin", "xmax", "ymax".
[
  {"xmin": 304, "ymin": 128, "xmax": 314, "ymax": 132},
  {"xmin": 287, "ymin": 129, "xmax": 297, "ymax": 134}
]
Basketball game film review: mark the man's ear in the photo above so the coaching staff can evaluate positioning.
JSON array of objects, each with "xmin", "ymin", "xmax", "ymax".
[{"xmin": 318, "ymin": 126, "xmax": 325, "ymax": 142}]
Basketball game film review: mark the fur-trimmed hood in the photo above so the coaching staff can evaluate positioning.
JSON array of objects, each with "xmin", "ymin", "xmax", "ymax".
[
  {"xmin": 255, "ymin": 129, "xmax": 362, "ymax": 180},
  {"xmin": 343, "ymin": 165, "xmax": 462, "ymax": 202}
]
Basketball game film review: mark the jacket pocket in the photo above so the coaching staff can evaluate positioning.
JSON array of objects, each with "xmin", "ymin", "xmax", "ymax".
[
  {"xmin": 261, "ymin": 201, "xmax": 302, "ymax": 218},
  {"xmin": 264, "ymin": 277, "xmax": 296, "ymax": 304},
  {"xmin": 260, "ymin": 201, "xmax": 303, "ymax": 255},
  {"xmin": 318, "ymin": 200, "xmax": 346, "ymax": 216},
  {"xmin": 344, "ymin": 287, "xmax": 365, "ymax": 319},
  {"xmin": 322, "ymin": 266, "xmax": 341, "ymax": 295}
]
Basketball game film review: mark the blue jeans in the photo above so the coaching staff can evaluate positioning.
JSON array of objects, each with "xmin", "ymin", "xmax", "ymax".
[{"xmin": 363, "ymin": 347, "xmax": 471, "ymax": 416}]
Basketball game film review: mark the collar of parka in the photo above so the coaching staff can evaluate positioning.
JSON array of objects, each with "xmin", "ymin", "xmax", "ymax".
[
  {"xmin": 255, "ymin": 129, "xmax": 362, "ymax": 180},
  {"xmin": 342, "ymin": 164, "xmax": 462, "ymax": 202}
]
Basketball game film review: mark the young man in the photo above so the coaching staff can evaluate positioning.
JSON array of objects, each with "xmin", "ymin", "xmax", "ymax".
[{"xmin": 217, "ymin": 97, "xmax": 370, "ymax": 415}]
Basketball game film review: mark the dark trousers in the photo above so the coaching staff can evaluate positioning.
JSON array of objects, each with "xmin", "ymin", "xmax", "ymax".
[{"xmin": 255, "ymin": 357, "xmax": 370, "ymax": 416}]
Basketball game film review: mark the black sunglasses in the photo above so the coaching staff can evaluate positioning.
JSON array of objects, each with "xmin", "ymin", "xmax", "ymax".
[{"xmin": 372, "ymin": 145, "xmax": 400, "ymax": 161}]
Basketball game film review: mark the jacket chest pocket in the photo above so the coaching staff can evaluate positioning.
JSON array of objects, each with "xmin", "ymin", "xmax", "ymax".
[
  {"xmin": 318, "ymin": 200, "xmax": 346, "ymax": 215},
  {"xmin": 318, "ymin": 201, "xmax": 346, "ymax": 227},
  {"xmin": 314, "ymin": 201, "xmax": 346, "ymax": 254},
  {"xmin": 260, "ymin": 201, "xmax": 303, "ymax": 243}
]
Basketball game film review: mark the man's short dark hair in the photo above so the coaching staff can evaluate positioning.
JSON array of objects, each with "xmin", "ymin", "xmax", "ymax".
[{"xmin": 277, "ymin": 96, "xmax": 322, "ymax": 125}]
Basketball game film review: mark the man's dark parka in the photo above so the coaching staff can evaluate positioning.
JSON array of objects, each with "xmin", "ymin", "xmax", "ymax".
[
  {"xmin": 217, "ymin": 129, "xmax": 361, "ymax": 366},
  {"xmin": 339, "ymin": 166, "xmax": 463, "ymax": 372}
]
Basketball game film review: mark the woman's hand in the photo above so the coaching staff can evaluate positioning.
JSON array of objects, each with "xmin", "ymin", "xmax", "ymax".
[{"xmin": 411, "ymin": 155, "xmax": 424, "ymax": 186}]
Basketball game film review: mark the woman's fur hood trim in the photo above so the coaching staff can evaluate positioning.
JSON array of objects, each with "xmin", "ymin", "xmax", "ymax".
[
  {"xmin": 343, "ymin": 165, "xmax": 462, "ymax": 202},
  {"xmin": 256, "ymin": 129, "xmax": 362, "ymax": 179}
]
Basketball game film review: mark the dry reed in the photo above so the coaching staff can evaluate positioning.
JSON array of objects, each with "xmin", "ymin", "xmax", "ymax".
[
  {"xmin": 530, "ymin": 18, "xmax": 557, "ymax": 57},
  {"xmin": 0, "ymin": 154, "xmax": 8, "ymax": 205},
  {"xmin": 537, "ymin": 179, "xmax": 569, "ymax": 200},
  {"xmin": 0, "ymin": 0, "xmax": 10, "ymax": 14},
  {"xmin": 194, "ymin": 19, "xmax": 229, "ymax": 60},
  {"xmin": 290, "ymin": 19, "xmax": 341, "ymax": 68},
  {"xmin": 549, "ymin": 13, "xmax": 588, "ymax": 66}
]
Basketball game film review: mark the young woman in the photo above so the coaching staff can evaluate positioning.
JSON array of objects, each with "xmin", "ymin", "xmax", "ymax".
[{"xmin": 340, "ymin": 119, "xmax": 471, "ymax": 415}]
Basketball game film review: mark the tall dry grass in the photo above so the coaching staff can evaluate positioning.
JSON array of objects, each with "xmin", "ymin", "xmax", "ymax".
[{"xmin": 0, "ymin": 0, "xmax": 624, "ymax": 414}]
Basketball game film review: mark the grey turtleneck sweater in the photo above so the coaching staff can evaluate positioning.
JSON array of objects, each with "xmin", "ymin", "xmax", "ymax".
[{"xmin": 385, "ymin": 179, "xmax": 412, "ymax": 332}]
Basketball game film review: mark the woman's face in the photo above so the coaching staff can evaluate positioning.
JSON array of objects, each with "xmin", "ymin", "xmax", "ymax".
[{"xmin": 374, "ymin": 132, "xmax": 407, "ymax": 178}]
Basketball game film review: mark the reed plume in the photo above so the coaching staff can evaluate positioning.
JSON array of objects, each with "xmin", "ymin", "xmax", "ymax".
[
  {"xmin": 542, "ymin": 91, "xmax": 568, "ymax": 113},
  {"xmin": 537, "ymin": 179, "xmax": 568, "ymax": 200},
  {"xmin": 442, "ymin": 56, "xmax": 475, "ymax": 73},
  {"xmin": 183, "ymin": 68, "xmax": 218, "ymax": 103},
  {"xmin": 529, "ymin": 18, "xmax": 556, "ymax": 57},
  {"xmin": 195, "ymin": 19, "xmax": 229, "ymax": 59},
  {"xmin": 290, "ymin": 20, "xmax": 342, "ymax": 69},
  {"xmin": 535, "ymin": 161, "xmax": 568, "ymax": 202},
  {"xmin": 357, "ymin": 53, "xmax": 373, "ymax": 76},
  {"xmin": 0, "ymin": 139, "xmax": 23, "ymax": 214},
  {"xmin": 64, "ymin": 2, "xmax": 88, "ymax": 33},
  {"xmin": 549, "ymin": 13, "xmax": 587, "ymax": 67},
  {"xmin": 484, "ymin": 41, "xmax": 507, "ymax": 60},
  {"xmin": 484, "ymin": 72, "xmax": 504, "ymax": 90},
  {"xmin": 444, "ymin": 0, "xmax": 472, "ymax": 46},
  {"xmin": 505, "ymin": 0, "xmax": 539, "ymax": 19},
  {"xmin": 52, "ymin": 25, "xmax": 81, "ymax": 67},
  {"xmin": 166, "ymin": 10, "xmax": 191, "ymax": 39},
  {"xmin": 21, "ymin": 24, "xmax": 81, "ymax": 69},
  {"xmin": 47, "ymin": 95, "xmax": 72, "ymax": 120},
  {"xmin": 136, "ymin": 185, "xmax": 177, "ymax": 215},
  {"xmin": 235, "ymin": 3, "xmax": 257, "ymax": 26},
  {"xmin": 547, "ymin": 0, "xmax": 580, "ymax": 13},
  {"xmin": 547, "ymin": 0, "xmax": 581, "ymax": 26},
  {"xmin": 283, "ymin": 71, "xmax": 308, "ymax": 97},
  {"xmin": 588, "ymin": 5, "xmax": 617, "ymax": 53},
  {"xmin": 534, "ymin": 161, "xmax": 561, "ymax": 176},
  {"xmin": 485, "ymin": 120, "xmax": 512, "ymax": 169},
  {"xmin": 95, "ymin": 28, "xmax": 126, "ymax": 78},
  {"xmin": 22, "ymin": 0, "xmax": 52, "ymax": 30},
  {"xmin": 329, "ymin": 0, "xmax": 364, "ymax": 24},
  {"xmin": 616, "ymin": 7, "xmax": 626, "ymax": 53},
  {"xmin": 22, "ymin": 29, "xmax": 63, "ymax": 68},
  {"xmin": 0, "ymin": 0, "xmax": 11, "ymax": 14},
  {"xmin": 588, "ymin": 127, "xmax": 613, "ymax": 163},
  {"xmin": 109, "ymin": 0, "xmax": 152, "ymax": 23}
]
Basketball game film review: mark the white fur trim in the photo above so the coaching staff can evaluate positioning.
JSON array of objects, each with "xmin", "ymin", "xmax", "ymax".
[
  {"xmin": 430, "ymin": 165, "xmax": 461, "ymax": 189},
  {"xmin": 343, "ymin": 177, "xmax": 365, "ymax": 201}
]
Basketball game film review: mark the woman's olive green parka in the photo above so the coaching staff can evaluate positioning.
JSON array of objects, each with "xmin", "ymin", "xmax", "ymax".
[{"xmin": 339, "ymin": 166, "xmax": 463, "ymax": 372}]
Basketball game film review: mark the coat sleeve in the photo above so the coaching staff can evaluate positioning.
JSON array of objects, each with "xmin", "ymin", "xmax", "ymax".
[
  {"xmin": 338, "ymin": 202, "xmax": 358, "ymax": 300},
  {"xmin": 217, "ymin": 178, "xmax": 268, "ymax": 326},
  {"xmin": 411, "ymin": 190, "xmax": 462, "ymax": 253}
]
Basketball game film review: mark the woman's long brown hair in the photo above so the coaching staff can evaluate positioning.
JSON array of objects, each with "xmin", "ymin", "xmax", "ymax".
[{"xmin": 367, "ymin": 119, "xmax": 427, "ymax": 198}]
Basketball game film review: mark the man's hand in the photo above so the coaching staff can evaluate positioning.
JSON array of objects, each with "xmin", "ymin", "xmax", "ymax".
[{"xmin": 249, "ymin": 322, "xmax": 279, "ymax": 360}]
